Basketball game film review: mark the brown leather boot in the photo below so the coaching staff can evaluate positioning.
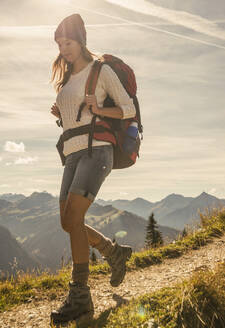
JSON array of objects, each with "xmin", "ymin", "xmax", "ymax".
[
  {"xmin": 104, "ymin": 242, "xmax": 132, "ymax": 287},
  {"xmin": 50, "ymin": 281, "xmax": 94, "ymax": 325}
]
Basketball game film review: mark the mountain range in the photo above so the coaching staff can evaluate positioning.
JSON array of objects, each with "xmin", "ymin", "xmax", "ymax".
[
  {"xmin": 96, "ymin": 192, "xmax": 225, "ymax": 229},
  {"xmin": 0, "ymin": 191, "xmax": 179, "ymax": 274},
  {"xmin": 0, "ymin": 190, "xmax": 224, "ymax": 276}
]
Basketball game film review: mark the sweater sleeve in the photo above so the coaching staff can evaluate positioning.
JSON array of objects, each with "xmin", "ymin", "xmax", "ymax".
[{"xmin": 99, "ymin": 64, "xmax": 136, "ymax": 119}]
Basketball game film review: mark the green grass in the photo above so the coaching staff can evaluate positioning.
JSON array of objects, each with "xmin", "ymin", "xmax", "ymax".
[
  {"xmin": 0, "ymin": 207, "xmax": 225, "ymax": 314},
  {"xmin": 127, "ymin": 207, "xmax": 225, "ymax": 270},
  {"xmin": 51, "ymin": 259, "xmax": 225, "ymax": 328},
  {"xmin": 0, "ymin": 268, "xmax": 71, "ymax": 312},
  {"xmin": 80, "ymin": 261, "xmax": 224, "ymax": 328}
]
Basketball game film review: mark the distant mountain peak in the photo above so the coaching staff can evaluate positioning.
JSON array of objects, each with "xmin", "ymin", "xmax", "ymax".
[
  {"xmin": 197, "ymin": 191, "xmax": 217, "ymax": 200},
  {"xmin": 30, "ymin": 191, "xmax": 52, "ymax": 196},
  {"xmin": 29, "ymin": 191, "xmax": 54, "ymax": 200},
  {"xmin": 130, "ymin": 197, "xmax": 153, "ymax": 205},
  {"xmin": 16, "ymin": 191, "xmax": 55, "ymax": 210},
  {"xmin": 168, "ymin": 193, "xmax": 183, "ymax": 198},
  {"xmin": 160, "ymin": 193, "xmax": 185, "ymax": 203},
  {"xmin": 200, "ymin": 191, "xmax": 210, "ymax": 196},
  {"xmin": 0, "ymin": 193, "xmax": 26, "ymax": 203}
]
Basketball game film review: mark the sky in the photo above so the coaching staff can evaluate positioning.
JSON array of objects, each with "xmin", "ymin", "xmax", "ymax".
[{"xmin": 0, "ymin": 0, "xmax": 225, "ymax": 202}]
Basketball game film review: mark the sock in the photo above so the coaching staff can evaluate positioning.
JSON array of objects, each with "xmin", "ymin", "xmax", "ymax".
[
  {"xmin": 71, "ymin": 262, "xmax": 89, "ymax": 286},
  {"xmin": 94, "ymin": 236, "xmax": 115, "ymax": 257}
]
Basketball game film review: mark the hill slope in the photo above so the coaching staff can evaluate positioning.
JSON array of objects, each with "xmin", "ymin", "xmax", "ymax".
[
  {"xmin": 0, "ymin": 225, "xmax": 39, "ymax": 277},
  {"xmin": 0, "ymin": 231, "xmax": 224, "ymax": 327},
  {"xmin": 0, "ymin": 192, "xmax": 179, "ymax": 272},
  {"xmin": 160, "ymin": 192, "xmax": 225, "ymax": 229}
]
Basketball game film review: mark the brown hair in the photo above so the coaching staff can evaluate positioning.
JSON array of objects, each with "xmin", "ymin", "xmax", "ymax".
[{"xmin": 50, "ymin": 45, "xmax": 100, "ymax": 93}]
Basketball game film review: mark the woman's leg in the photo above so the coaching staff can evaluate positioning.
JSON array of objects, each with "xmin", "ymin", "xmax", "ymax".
[
  {"xmin": 60, "ymin": 192, "xmax": 132, "ymax": 288},
  {"xmin": 51, "ymin": 195, "xmax": 94, "ymax": 325},
  {"xmin": 61, "ymin": 192, "xmax": 91, "ymax": 287},
  {"xmin": 62, "ymin": 191, "xmax": 114, "ymax": 286},
  {"xmin": 60, "ymin": 199, "xmax": 114, "ymax": 249},
  {"xmin": 58, "ymin": 145, "xmax": 131, "ymax": 288},
  {"xmin": 63, "ymin": 192, "xmax": 91, "ymax": 263}
]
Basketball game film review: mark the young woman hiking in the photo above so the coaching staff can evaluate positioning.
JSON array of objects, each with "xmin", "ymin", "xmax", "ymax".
[{"xmin": 50, "ymin": 13, "xmax": 136, "ymax": 325}]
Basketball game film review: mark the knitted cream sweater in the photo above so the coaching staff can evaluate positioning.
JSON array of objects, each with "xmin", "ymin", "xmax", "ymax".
[{"xmin": 56, "ymin": 59, "xmax": 136, "ymax": 157}]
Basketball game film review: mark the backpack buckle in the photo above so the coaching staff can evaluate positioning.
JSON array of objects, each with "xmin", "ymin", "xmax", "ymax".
[{"xmin": 56, "ymin": 119, "xmax": 62, "ymax": 127}]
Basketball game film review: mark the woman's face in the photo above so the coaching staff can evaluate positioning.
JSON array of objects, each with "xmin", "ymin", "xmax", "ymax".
[{"xmin": 56, "ymin": 37, "xmax": 82, "ymax": 63}]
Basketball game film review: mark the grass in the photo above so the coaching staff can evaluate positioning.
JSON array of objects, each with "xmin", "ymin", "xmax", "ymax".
[
  {"xmin": 127, "ymin": 207, "xmax": 225, "ymax": 270},
  {"xmin": 80, "ymin": 261, "xmax": 224, "ymax": 328},
  {"xmin": 0, "ymin": 207, "xmax": 225, "ymax": 314}
]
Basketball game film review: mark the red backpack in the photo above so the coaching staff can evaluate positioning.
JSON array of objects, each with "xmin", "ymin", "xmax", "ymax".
[{"xmin": 56, "ymin": 54, "xmax": 143, "ymax": 169}]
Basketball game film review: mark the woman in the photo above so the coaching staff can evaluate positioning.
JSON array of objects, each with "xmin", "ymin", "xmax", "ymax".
[{"xmin": 50, "ymin": 13, "xmax": 136, "ymax": 325}]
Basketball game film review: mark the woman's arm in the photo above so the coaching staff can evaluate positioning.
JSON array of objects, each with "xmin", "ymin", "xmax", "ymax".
[
  {"xmin": 86, "ymin": 64, "xmax": 136, "ymax": 120},
  {"xmin": 85, "ymin": 95, "xmax": 123, "ymax": 119}
]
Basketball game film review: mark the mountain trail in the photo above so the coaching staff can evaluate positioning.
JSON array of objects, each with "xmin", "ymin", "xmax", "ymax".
[{"xmin": 1, "ymin": 234, "xmax": 225, "ymax": 328}]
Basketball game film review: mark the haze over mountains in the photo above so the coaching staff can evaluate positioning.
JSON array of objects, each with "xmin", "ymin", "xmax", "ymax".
[
  {"xmin": 96, "ymin": 192, "xmax": 225, "ymax": 229},
  {"xmin": 0, "ymin": 225, "xmax": 38, "ymax": 278},
  {"xmin": 0, "ymin": 191, "xmax": 179, "ymax": 276},
  {"xmin": 0, "ymin": 190, "xmax": 224, "ymax": 277}
]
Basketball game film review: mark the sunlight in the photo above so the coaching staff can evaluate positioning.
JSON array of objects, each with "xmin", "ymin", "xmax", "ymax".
[
  {"xmin": 115, "ymin": 231, "xmax": 127, "ymax": 238},
  {"xmin": 137, "ymin": 304, "xmax": 147, "ymax": 319}
]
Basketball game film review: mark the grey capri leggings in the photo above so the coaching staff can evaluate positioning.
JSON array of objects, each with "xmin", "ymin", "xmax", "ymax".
[{"xmin": 59, "ymin": 145, "xmax": 113, "ymax": 202}]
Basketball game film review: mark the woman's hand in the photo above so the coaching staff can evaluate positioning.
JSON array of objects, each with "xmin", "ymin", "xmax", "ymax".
[
  {"xmin": 51, "ymin": 103, "xmax": 61, "ymax": 118},
  {"xmin": 85, "ymin": 94, "xmax": 123, "ymax": 119},
  {"xmin": 85, "ymin": 94, "xmax": 100, "ymax": 115}
]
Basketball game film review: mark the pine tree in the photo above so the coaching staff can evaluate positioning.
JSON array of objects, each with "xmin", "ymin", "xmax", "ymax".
[
  {"xmin": 145, "ymin": 212, "xmax": 163, "ymax": 248},
  {"xmin": 155, "ymin": 230, "xmax": 164, "ymax": 246},
  {"xmin": 182, "ymin": 227, "xmax": 188, "ymax": 238}
]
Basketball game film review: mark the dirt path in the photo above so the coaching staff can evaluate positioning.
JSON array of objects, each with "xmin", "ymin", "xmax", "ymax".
[{"xmin": 1, "ymin": 235, "xmax": 225, "ymax": 328}]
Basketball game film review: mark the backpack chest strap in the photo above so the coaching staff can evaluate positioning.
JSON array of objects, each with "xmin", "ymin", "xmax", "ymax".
[
  {"xmin": 62, "ymin": 121, "xmax": 116, "ymax": 153},
  {"xmin": 62, "ymin": 123, "xmax": 107, "ymax": 142}
]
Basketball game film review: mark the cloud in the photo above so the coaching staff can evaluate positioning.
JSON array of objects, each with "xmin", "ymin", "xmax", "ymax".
[
  {"xmin": 0, "ymin": 184, "xmax": 10, "ymax": 187},
  {"xmin": 0, "ymin": 110, "xmax": 15, "ymax": 118},
  {"xmin": 0, "ymin": 25, "xmax": 55, "ymax": 39},
  {"xmin": 208, "ymin": 188, "xmax": 217, "ymax": 194},
  {"xmin": 5, "ymin": 162, "xmax": 12, "ymax": 166},
  {"xmin": 80, "ymin": 5, "xmax": 225, "ymax": 50},
  {"xmin": 4, "ymin": 141, "xmax": 25, "ymax": 152},
  {"xmin": 119, "ymin": 192, "xmax": 129, "ymax": 196},
  {"xmin": 0, "ymin": 157, "xmax": 2, "ymax": 162},
  {"xmin": 106, "ymin": 0, "xmax": 225, "ymax": 41},
  {"xmin": 25, "ymin": 188, "xmax": 41, "ymax": 193},
  {"xmin": 14, "ymin": 156, "xmax": 38, "ymax": 165}
]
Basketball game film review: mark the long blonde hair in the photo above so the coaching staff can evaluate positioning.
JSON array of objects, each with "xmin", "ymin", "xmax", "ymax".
[{"xmin": 50, "ymin": 45, "xmax": 100, "ymax": 93}]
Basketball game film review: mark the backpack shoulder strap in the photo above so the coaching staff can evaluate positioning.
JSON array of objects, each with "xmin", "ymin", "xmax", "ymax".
[
  {"xmin": 86, "ymin": 59, "xmax": 103, "ymax": 96},
  {"xmin": 76, "ymin": 59, "xmax": 103, "ymax": 121}
]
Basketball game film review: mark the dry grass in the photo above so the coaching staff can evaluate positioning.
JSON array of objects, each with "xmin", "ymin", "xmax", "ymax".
[{"xmin": 1, "ymin": 207, "xmax": 225, "ymax": 314}]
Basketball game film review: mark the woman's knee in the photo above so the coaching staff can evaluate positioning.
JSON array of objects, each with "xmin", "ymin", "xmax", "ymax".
[
  {"xmin": 60, "ymin": 192, "xmax": 92, "ymax": 232},
  {"xmin": 61, "ymin": 204, "xmax": 84, "ymax": 233},
  {"xmin": 61, "ymin": 219, "xmax": 74, "ymax": 233}
]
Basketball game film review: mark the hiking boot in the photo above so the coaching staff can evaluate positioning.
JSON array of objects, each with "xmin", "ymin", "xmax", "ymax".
[
  {"xmin": 104, "ymin": 242, "xmax": 132, "ymax": 287},
  {"xmin": 50, "ymin": 281, "xmax": 94, "ymax": 325}
]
